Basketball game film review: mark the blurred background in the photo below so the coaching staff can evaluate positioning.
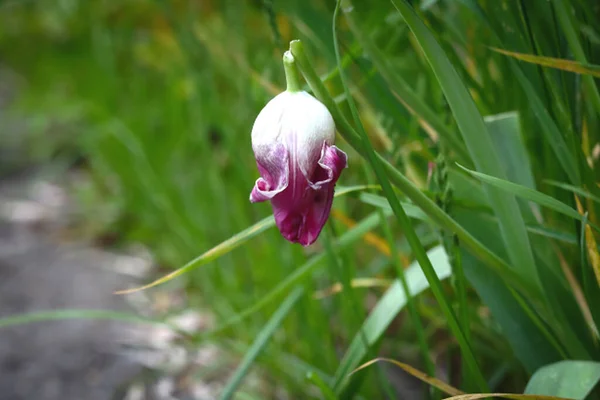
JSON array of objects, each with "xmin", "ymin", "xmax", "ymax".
[{"xmin": 1, "ymin": 0, "xmax": 600, "ymax": 399}]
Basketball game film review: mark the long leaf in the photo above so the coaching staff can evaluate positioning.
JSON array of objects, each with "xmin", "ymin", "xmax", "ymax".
[
  {"xmin": 445, "ymin": 394, "xmax": 572, "ymax": 400},
  {"xmin": 115, "ymin": 185, "xmax": 374, "ymax": 294},
  {"xmin": 219, "ymin": 287, "xmax": 303, "ymax": 400},
  {"xmin": 525, "ymin": 360, "xmax": 600, "ymax": 399},
  {"xmin": 200, "ymin": 212, "xmax": 384, "ymax": 339},
  {"xmin": 545, "ymin": 180, "xmax": 600, "ymax": 205},
  {"xmin": 551, "ymin": 0, "xmax": 600, "ymax": 114},
  {"xmin": 0, "ymin": 309, "xmax": 177, "ymax": 331},
  {"xmin": 350, "ymin": 357, "xmax": 464, "ymax": 396},
  {"xmin": 332, "ymin": 246, "xmax": 452, "ymax": 392},
  {"xmin": 457, "ymin": 164, "xmax": 588, "ymax": 224},
  {"xmin": 388, "ymin": 0, "xmax": 540, "ymax": 292},
  {"xmin": 333, "ymin": 2, "xmax": 487, "ymax": 390},
  {"xmin": 491, "ymin": 47, "xmax": 600, "ymax": 78},
  {"xmin": 290, "ymin": 37, "xmax": 538, "ymax": 303}
]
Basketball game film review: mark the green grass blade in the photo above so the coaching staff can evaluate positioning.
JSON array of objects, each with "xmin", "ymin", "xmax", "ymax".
[
  {"xmin": 456, "ymin": 3, "xmax": 580, "ymax": 184},
  {"xmin": 115, "ymin": 185, "xmax": 374, "ymax": 294},
  {"xmin": 485, "ymin": 112, "xmax": 536, "ymax": 191},
  {"xmin": 333, "ymin": 246, "xmax": 452, "ymax": 392},
  {"xmin": 545, "ymin": 180, "xmax": 600, "ymax": 205},
  {"xmin": 510, "ymin": 66, "xmax": 580, "ymax": 185},
  {"xmin": 551, "ymin": 0, "xmax": 600, "ymax": 114},
  {"xmin": 114, "ymin": 215, "xmax": 274, "ymax": 294},
  {"xmin": 389, "ymin": 0, "xmax": 540, "ymax": 292},
  {"xmin": 306, "ymin": 371, "xmax": 337, "ymax": 400},
  {"xmin": 219, "ymin": 287, "xmax": 303, "ymax": 400},
  {"xmin": 333, "ymin": 1, "xmax": 487, "ymax": 390},
  {"xmin": 0, "ymin": 309, "xmax": 175, "ymax": 330},
  {"xmin": 458, "ymin": 164, "xmax": 588, "ymax": 223},
  {"xmin": 200, "ymin": 212, "xmax": 384, "ymax": 339},
  {"xmin": 342, "ymin": 8, "xmax": 469, "ymax": 162},
  {"xmin": 290, "ymin": 38, "xmax": 537, "ymax": 299},
  {"xmin": 379, "ymin": 209, "xmax": 435, "ymax": 384},
  {"xmin": 360, "ymin": 193, "xmax": 430, "ymax": 222},
  {"xmin": 525, "ymin": 361, "xmax": 600, "ymax": 399}
]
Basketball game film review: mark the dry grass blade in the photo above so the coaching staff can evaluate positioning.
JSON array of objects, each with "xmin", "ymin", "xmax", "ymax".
[
  {"xmin": 575, "ymin": 198, "xmax": 600, "ymax": 288},
  {"xmin": 491, "ymin": 47, "xmax": 600, "ymax": 78},
  {"xmin": 312, "ymin": 278, "xmax": 392, "ymax": 299},
  {"xmin": 350, "ymin": 357, "xmax": 464, "ymax": 396},
  {"xmin": 444, "ymin": 393, "xmax": 574, "ymax": 400},
  {"xmin": 555, "ymin": 245, "xmax": 599, "ymax": 339},
  {"xmin": 332, "ymin": 209, "xmax": 391, "ymax": 256}
]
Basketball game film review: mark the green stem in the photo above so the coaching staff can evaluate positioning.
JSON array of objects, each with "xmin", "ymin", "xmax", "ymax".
[
  {"xmin": 379, "ymin": 208, "xmax": 436, "ymax": 385},
  {"xmin": 283, "ymin": 50, "xmax": 302, "ymax": 92},
  {"xmin": 552, "ymin": 0, "xmax": 600, "ymax": 116},
  {"xmin": 328, "ymin": 1, "xmax": 488, "ymax": 390},
  {"xmin": 289, "ymin": 39, "xmax": 538, "ymax": 299}
]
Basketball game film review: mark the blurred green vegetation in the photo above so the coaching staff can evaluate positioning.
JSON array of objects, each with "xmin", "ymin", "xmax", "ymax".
[{"xmin": 2, "ymin": 0, "xmax": 600, "ymax": 398}]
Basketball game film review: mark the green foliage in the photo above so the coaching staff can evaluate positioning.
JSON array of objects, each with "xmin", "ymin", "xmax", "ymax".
[
  {"xmin": 2, "ymin": 0, "xmax": 600, "ymax": 398},
  {"xmin": 525, "ymin": 361, "xmax": 600, "ymax": 399}
]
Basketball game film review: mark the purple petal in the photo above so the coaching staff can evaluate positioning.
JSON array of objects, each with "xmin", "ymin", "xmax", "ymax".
[
  {"xmin": 270, "ymin": 144, "xmax": 348, "ymax": 246},
  {"xmin": 310, "ymin": 144, "xmax": 348, "ymax": 188},
  {"xmin": 250, "ymin": 143, "xmax": 289, "ymax": 203}
]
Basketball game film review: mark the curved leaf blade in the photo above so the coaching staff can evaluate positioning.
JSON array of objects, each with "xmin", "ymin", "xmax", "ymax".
[
  {"xmin": 389, "ymin": 0, "xmax": 540, "ymax": 291},
  {"xmin": 115, "ymin": 185, "xmax": 376, "ymax": 294},
  {"xmin": 333, "ymin": 246, "xmax": 452, "ymax": 392},
  {"xmin": 350, "ymin": 357, "xmax": 464, "ymax": 396},
  {"xmin": 219, "ymin": 288, "xmax": 303, "ymax": 400},
  {"xmin": 491, "ymin": 47, "xmax": 600, "ymax": 78},
  {"xmin": 457, "ymin": 164, "xmax": 584, "ymax": 222},
  {"xmin": 525, "ymin": 361, "xmax": 600, "ymax": 399}
]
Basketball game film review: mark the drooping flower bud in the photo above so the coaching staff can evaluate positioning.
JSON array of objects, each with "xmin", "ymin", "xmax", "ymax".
[{"xmin": 249, "ymin": 52, "xmax": 347, "ymax": 246}]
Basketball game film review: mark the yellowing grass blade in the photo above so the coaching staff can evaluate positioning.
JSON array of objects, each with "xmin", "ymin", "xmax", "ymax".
[
  {"xmin": 445, "ymin": 394, "xmax": 573, "ymax": 400},
  {"xmin": 491, "ymin": 47, "xmax": 600, "ymax": 78},
  {"xmin": 312, "ymin": 278, "xmax": 392, "ymax": 299},
  {"xmin": 575, "ymin": 198, "xmax": 600, "ymax": 288},
  {"xmin": 331, "ymin": 208, "xmax": 391, "ymax": 256},
  {"xmin": 350, "ymin": 357, "xmax": 464, "ymax": 396}
]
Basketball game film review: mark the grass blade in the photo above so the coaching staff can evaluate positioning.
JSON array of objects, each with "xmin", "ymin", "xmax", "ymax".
[
  {"xmin": 458, "ymin": 164, "xmax": 588, "ymax": 223},
  {"xmin": 306, "ymin": 371, "xmax": 337, "ymax": 400},
  {"xmin": 525, "ymin": 360, "xmax": 600, "ymax": 399},
  {"xmin": 0, "ymin": 309, "xmax": 176, "ymax": 330},
  {"xmin": 551, "ymin": 0, "xmax": 600, "ymax": 114},
  {"xmin": 389, "ymin": 0, "xmax": 540, "ymax": 292},
  {"xmin": 342, "ymin": 8, "xmax": 469, "ymax": 162},
  {"xmin": 200, "ymin": 212, "xmax": 384, "ymax": 339},
  {"xmin": 545, "ymin": 180, "xmax": 600, "ymax": 205},
  {"xmin": 332, "ymin": 246, "xmax": 452, "ymax": 392},
  {"xmin": 446, "ymin": 394, "xmax": 572, "ymax": 400},
  {"xmin": 115, "ymin": 185, "xmax": 374, "ymax": 294},
  {"xmin": 219, "ymin": 287, "xmax": 303, "ymax": 400},
  {"xmin": 491, "ymin": 47, "xmax": 600, "ymax": 78},
  {"xmin": 290, "ymin": 37, "xmax": 537, "ymax": 302},
  {"xmin": 350, "ymin": 357, "xmax": 464, "ymax": 396},
  {"xmin": 333, "ymin": 1, "xmax": 488, "ymax": 391}
]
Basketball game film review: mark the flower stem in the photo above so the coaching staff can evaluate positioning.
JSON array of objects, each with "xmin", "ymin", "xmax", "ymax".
[
  {"xmin": 289, "ymin": 38, "xmax": 537, "ymax": 298},
  {"xmin": 283, "ymin": 51, "xmax": 302, "ymax": 92}
]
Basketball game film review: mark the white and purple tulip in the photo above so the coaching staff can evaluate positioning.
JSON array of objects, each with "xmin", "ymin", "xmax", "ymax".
[{"xmin": 250, "ymin": 53, "xmax": 347, "ymax": 246}]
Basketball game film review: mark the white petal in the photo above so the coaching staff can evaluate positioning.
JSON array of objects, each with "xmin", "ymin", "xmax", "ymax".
[
  {"xmin": 251, "ymin": 91, "xmax": 291, "ymax": 149},
  {"xmin": 251, "ymin": 90, "xmax": 336, "ymax": 180},
  {"xmin": 282, "ymin": 92, "xmax": 335, "ymax": 178}
]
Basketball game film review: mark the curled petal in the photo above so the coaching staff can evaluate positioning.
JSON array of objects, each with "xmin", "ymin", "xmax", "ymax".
[
  {"xmin": 250, "ymin": 143, "xmax": 289, "ymax": 203},
  {"xmin": 271, "ymin": 144, "xmax": 348, "ymax": 246},
  {"xmin": 309, "ymin": 144, "xmax": 348, "ymax": 189}
]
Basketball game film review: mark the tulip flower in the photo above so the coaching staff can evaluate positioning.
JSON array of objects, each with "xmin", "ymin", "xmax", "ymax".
[{"xmin": 250, "ymin": 52, "xmax": 347, "ymax": 246}]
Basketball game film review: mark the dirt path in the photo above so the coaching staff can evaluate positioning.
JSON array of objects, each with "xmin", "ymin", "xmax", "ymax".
[{"xmin": 0, "ymin": 171, "xmax": 147, "ymax": 400}]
